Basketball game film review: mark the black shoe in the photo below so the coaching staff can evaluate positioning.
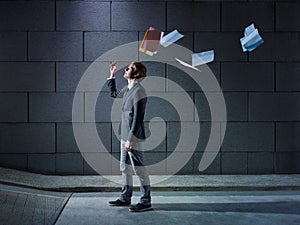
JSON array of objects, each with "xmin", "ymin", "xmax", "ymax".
[
  {"xmin": 109, "ymin": 199, "xmax": 131, "ymax": 206},
  {"xmin": 129, "ymin": 203, "xmax": 153, "ymax": 212}
]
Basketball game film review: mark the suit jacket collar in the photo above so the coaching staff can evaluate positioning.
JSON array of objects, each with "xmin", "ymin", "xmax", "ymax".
[{"xmin": 122, "ymin": 82, "xmax": 140, "ymax": 109}]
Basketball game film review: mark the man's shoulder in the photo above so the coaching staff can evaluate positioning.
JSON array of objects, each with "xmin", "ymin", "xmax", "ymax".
[{"xmin": 135, "ymin": 83, "xmax": 146, "ymax": 94}]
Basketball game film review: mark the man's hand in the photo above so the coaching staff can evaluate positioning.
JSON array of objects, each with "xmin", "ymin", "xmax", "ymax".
[
  {"xmin": 125, "ymin": 140, "xmax": 132, "ymax": 152},
  {"xmin": 109, "ymin": 61, "xmax": 117, "ymax": 78}
]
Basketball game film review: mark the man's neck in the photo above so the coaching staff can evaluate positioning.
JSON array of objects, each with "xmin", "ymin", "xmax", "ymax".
[
  {"xmin": 127, "ymin": 79, "xmax": 136, "ymax": 90},
  {"xmin": 127, "ymin": 78, "xmax": 135, "ymax": 85}
]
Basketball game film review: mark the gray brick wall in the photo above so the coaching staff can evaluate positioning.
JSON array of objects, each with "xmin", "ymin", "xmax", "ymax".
[{"xmin": 0, "ymin": 0, "xmax": 299, "ymax": 175}]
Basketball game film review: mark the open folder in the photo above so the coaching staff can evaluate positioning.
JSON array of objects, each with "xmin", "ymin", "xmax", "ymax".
[
  {"xmin": 160, "ymin": 29, "xmax": 184, "ymax": 47},
  {"xmin": 175, "ymin": 58, "xmax": 201, "ymax": 71},
  {"xmin": 192, "ymin": 50, "xmax": 214, "ymax": 67},
  {"xmin": 139, "ymin": 27, "xmax": 164, "ymax": 56},
  {"xmin": 175, "ymin": 50, "xmax": 214, "ymax": 71},
  {"xmin": 240, "ymin": 23, "xmax": 264, "ymax": 52}
]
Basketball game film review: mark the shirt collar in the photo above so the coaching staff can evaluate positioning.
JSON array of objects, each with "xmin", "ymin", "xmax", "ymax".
[{"xmin": 128, "ymin": 80, "xmax": 138, "ymax": 90}]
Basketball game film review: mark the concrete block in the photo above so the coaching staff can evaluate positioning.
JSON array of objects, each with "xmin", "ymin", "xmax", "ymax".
[
  {"xmin": 276, "ymin": 123, "xmax": 300, "ymax": 152},
  {"xmin": 0, "ymin": 154, "xmax": 27, "ymax": 171},
  {"xmin": 84, "ymin": 32, "xmax": 138, "ymax": 61},
  {"xmin": 222, "ymin": 2, "xmax": 274, "ymax": 31},
  {"xmin": 167, "ymin": 152, "xmax": 194, "ymax": 175},
  {"xmin": 96, "ymin": 123, "xmax": 112, "ymax": 152},
  {"xmin": 195, "ymin": 92, "xmax": 247, "ymax": 122},
  {"xmin": 144, "ymin": 152, "xmax": 167, "ymax": 175},
  {"xmin": 57, "ymin": 62, "xmax": 112, "ymax": 92},
  {"xmin": 0, "ymin": 93, "xmax": 27, "ymax": 122},
  {"xmin": 111, "ymin": 152, "xmax": 120, "ymax": 175},
  {"xmin": 195, "ymin": 122, "xmax": 221, "ymax": 152},
  {"xmin": 57, "ymin": 123, "xmax": 82, "ymax": 153},
  {"xmin": 221, "ymin": 62, "xmax": 274, "ymax": 91},
  {"xmin": 112, "ymin": 2, "xmax": 165, "ymax": 31},
  {"xmin": 194, "ymin": 152, "xmax": 221, "ymax": 175},
  {"xmin": 141, "ymin": 0, "xmax": 191, "ymax": 1},
  {"xmin": 248, "ymin": 0, "xmax": 289, "ymax": 1},
  {"xmin": 196, "ymin": 0, "xmax": 246, "ymax": 1},
  {"xmin": 56, "ymin": 153, "xmax": 84, "ymax": 175},
  {"xmin": 148, "ymin": 122, "xmax": 167, "ymax": 152},
  {"xmin": 57, "ymin": 62, "xmax": 90, "ymax": 92},
  {"xmin": 168, "ymin": 32, "xmax": 193, "ymax": 52},
  {"xmin": 275, "ymin": 152, "xmax": 300, "ymax": 173},
  {"xmin": 249, "ymin": 93, "xmax": 300, "ymax": 121},
  {"xmin": 57, "ymin": 122, "xmax": 111, "ymax": 153},
  {"xmin": 167, "ymin": 122, "xmax": 201, "ymax": 153},
  {"xmin": 29, "ymin": 93, "xmax": 84, "ymax": 122},
  {"xmin": 221, "ymin": 152, "xmax": 247, "ymax": 174},
  {"xmin": 249, "ymin": 33, "xmax": 300, "ymax": 61},
  {"xmin": 83, "ymin": 153, "xmax": 112, "ymax": 175},
  {"xmin": 223, "ymin": 92, "xmax": 248, "ymax": 122},
  {"xmin": 0, "ymin": 1, "xmax": 54, "ymax": 31},
  {"xmin": 248, "ymin": 152, "xmax": 274, "ymax": 174},
  {"xmin": 110, "ymin": 0, "xmax": 137, "ymax": 1},
  {"xmin": 0, "ymin": 123, "xmax": 55, "ymax": 154},
  {"xmin": 276, "ymin": 3, "xmax": 300, "ymax": 31},
  {"xmin": 28, "ymin": 32, "xmax": 82, "ymax": 61},
  {"xmin": 145, "ymin": 93, "xmax": 194, "ymax": 122},
  {"xmin": 0, "ymin": 62, "xmax": 54, "ymax": 92},
  {"xmin": 221, "ymin": 122, "xmax": 274, "ymax": 151},
  {"xmin": 167, "ymin": 65, "xmax": 199, "ymax": 92},
  {"xmin": 195, "ymin": 32, "xmax": 247, "ymax": 62},
  {"xmin": 194, "ymin": 92, "xmax": 212, "ymax": 122},
  {"xmin": 85, "ymin": 92, "xmax": 114, "ymax": 122},
  {"xmin": 0, "ymin": 32, "xmax": 26, "ymax": 61},
  {"xmin": 276, "ymin": 63, "xmax": 300, "ymax": 91},
  {"xmin": 57, "ymin": 1, "xmax": 110, "ymax": 31},
  {"xmin": 28, "ymin": 154, "xmax": 55, "ymax": 174},
  {"xmin": 167, "ymin": 2, "xmax": 220, "ymax": 31},
  {"xmin": 167, "ymin": 63, "xmax": 220, "ymax": 92}
]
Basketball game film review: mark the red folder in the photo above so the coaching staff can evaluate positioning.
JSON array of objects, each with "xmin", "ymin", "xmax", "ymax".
[{"xmin": 139, "ymin": 27, "xmax": 163, "ymax": 56}]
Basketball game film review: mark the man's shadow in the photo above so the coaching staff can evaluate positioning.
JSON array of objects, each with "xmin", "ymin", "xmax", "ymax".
[{"xmin": 153, "ymin": 202, "xmax": 300, "ymax": 215}]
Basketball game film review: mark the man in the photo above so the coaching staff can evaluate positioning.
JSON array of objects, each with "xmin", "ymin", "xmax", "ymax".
[{"xmin": 107, "ymin": 61, "xmax": 152, "ymax": 212}]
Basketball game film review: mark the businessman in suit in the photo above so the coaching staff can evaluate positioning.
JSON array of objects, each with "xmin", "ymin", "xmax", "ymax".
[{"xmin": 107, "ymin": 61, "xmax": 152, "ymax": 212}]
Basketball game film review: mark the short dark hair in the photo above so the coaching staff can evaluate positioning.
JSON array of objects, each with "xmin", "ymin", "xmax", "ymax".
[{"xmin": 131, "ymin": 62, "xmax": 147, "ymax": 80}]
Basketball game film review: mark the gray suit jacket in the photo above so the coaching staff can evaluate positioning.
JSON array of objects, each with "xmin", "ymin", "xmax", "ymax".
[{"xmin": 107, "ymin": 79, "xmax": 147, "ymax": 143}]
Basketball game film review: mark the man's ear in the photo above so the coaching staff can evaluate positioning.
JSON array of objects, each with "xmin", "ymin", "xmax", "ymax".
[
  {"xmin": 130, "ymin": 71, "xmax": 138, "ymax": 79},
  {"xmin": 130, "ymin": 70, "xmax": 139, "ymax": 79}
]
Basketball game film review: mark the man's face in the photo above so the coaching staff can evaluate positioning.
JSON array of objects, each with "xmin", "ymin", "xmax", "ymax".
[{"xmin": 123, "ymin": 64, "xmax": 134, "ymax": 79}]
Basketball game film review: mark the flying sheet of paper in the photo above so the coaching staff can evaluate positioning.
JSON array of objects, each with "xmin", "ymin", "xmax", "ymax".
[
  {"xmin": 175, "ymin": 58, "xmax": 201, "ymax": 71},
  {"xmin": 244, "ymin": 23, "xmax": 255, "ymax": 36},
  {"xmin": 240, "ymin": 24, "xmax": 264, "ymax": 52},
  {"xmin": 160, "ymin": 29, "xmax": 184, "ymax": 47},
  {"xmin": 192, "ymin": 50, "xmax": 214, "ymax": 67}
]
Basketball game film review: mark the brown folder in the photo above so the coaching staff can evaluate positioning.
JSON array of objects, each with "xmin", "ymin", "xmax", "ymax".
[{"xmin": 139, "ymin": 27, "xmax": 163, "ymax": 56}]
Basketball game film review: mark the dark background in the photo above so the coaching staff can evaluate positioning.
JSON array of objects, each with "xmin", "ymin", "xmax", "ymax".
[{"xmin": 0, "ymin": 0, "xmax": 299, "ymax": 175}]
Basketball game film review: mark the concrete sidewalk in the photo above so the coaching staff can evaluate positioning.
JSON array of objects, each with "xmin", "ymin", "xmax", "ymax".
[
  {"xmin": 56, "ymin": 191, "xmax": 300, "ymax": 225},
  {"xmin": 0, "ymin": 167, "xmax": 300, "ymax": 192},
  {"xmin": 2, "ymin": 183, "xmax": 300, "ymax": 225}
]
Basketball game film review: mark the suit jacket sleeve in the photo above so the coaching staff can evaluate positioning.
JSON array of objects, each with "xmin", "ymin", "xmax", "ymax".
[{"xmin": 107, "ymin": 78, "xmax": 127, "ymax": 98}]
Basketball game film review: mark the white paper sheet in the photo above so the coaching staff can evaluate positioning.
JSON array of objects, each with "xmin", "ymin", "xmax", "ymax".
[
  {"xmin": 160, "ymin": 29, "xmax": 184, "ymax": 47},
  {"xmin": 175, "ymin": 58, "xmax": 201, "ymax": 72},
  {"xmin": 192, "ymin": 50, "xmax": 214, "ymax": 67}
]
